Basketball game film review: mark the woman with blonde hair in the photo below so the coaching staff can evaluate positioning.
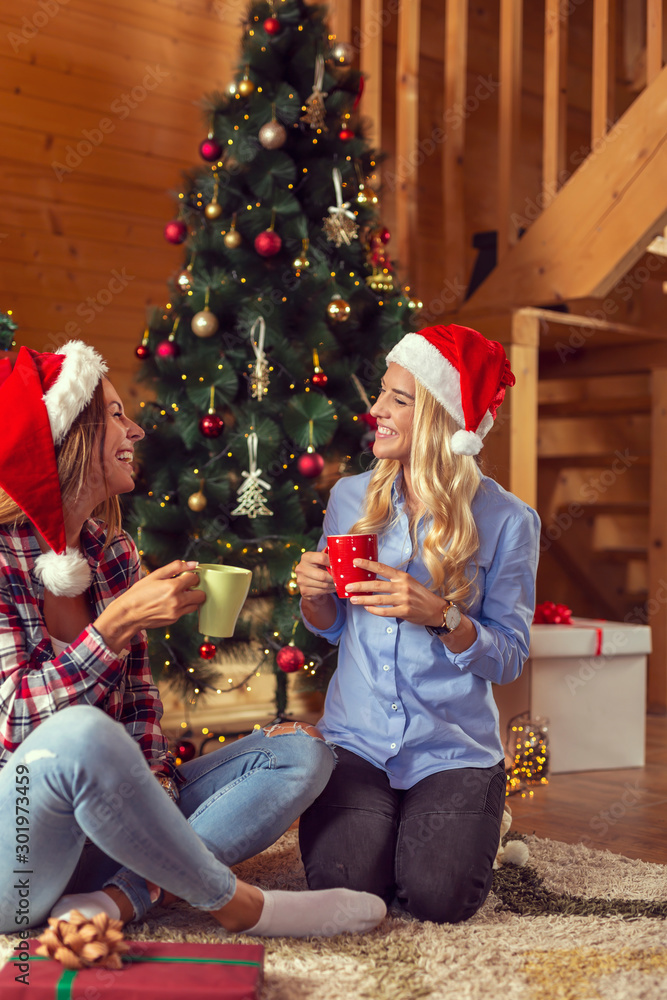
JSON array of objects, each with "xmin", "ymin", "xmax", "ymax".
[
  {"xmin": 0, "ymin": 341, "xmax": 386, "ymax": 938},
  {"xmin": 296, "ymin": 324, "xmax": 540, "ymax": 923}
]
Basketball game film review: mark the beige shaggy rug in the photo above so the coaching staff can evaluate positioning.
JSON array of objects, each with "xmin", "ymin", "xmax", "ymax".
[{"xmin": 2, "ymin": 829, "xmax": 667, "ymax": 1000}]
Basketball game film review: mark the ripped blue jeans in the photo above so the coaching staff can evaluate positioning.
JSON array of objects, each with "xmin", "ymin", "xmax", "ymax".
[{"xmin": 0, "ymin": 705, "xmax": 335, "ymax": 933}]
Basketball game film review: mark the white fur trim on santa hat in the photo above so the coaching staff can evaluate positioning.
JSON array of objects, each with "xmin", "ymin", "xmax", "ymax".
[
  {"xmin": 33, "ymin": 548, "xmax": 93, "ymax": 597},
  {"xmin": 45, "ymin": 341, "xmax": 108, "ymax": 446},
  {"xmin": 387, "ymin": 334, "xmax": 466, "ymax": 426},
  {"xmin": 450, "ymin": 429, "xmax": 483, "ymax": 455}
]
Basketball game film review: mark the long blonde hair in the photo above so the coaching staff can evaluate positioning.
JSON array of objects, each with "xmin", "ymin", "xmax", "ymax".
[
  {"xmin": 0, "ymin": 380, "xmax": 121, "ymax": 546},
  {"xmin": 349, "ymin": 379, "xmax": 481, "ymax": 608}
]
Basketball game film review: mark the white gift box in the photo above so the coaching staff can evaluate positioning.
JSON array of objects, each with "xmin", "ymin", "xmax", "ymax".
[{"xmin": 493, "ymin": 618, "xmax": 651, "ymax": 774}]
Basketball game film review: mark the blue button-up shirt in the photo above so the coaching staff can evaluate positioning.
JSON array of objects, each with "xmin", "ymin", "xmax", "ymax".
[{"xmin": 302, "ymin": 469, "xmax": 540, "ymax": 788}]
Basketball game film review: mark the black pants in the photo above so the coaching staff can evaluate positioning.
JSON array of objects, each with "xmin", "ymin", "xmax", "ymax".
[{"xmin": 299, "ymin": 747, "xmax": 506, "ymax": 924}]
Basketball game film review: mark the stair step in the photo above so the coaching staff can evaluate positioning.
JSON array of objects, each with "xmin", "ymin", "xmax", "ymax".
[
  {"xmin": 625, "ymin": 558, "xmax": 649, "ymax": 595},
  {"xmin": 539, "ymin": 454, "xmax": 650, "ymax": 468},
  {"xmin": 538, "ymin": 414, "xmax": 649, "ymax": 459},
  {"xmin": 592, "ymin": 514, "xmax": 648, "ymax": 551},
  {"xmin": 539, "ymin": 395, "xmax": 650, "ymax": 417}
]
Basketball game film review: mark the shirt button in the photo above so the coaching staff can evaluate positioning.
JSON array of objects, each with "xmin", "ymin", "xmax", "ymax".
[
  {"xmin": 383, "ymin": 664, "xmax": 390, "ymax": 671},
  {"xmin": 391, "ymin": 704, "xmax": 398, "ymax": 710},
  {"xmin": 386, "ymin": 627, "xmax": 393, "ymax": 634},
  {"xmin": 390, "ymin": 743, "xmax": 397, "ymax": 749}
]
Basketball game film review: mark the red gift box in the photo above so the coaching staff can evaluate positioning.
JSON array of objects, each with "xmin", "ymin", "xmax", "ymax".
[{"xmin": 0, "ymin": 939, "xmax": 264, "ymax": 999}]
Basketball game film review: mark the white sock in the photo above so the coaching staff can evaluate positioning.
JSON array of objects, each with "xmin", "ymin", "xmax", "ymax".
[
  {"xmin": 245, "ymin": 887, "xmax": 386, "ymax": 938},
  {"xmin": 50, "ymin": 890, "xmax": 122, "ymax": 923}
]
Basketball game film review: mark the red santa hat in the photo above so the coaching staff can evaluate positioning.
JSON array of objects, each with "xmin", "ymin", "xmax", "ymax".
[
  {"xmin": 0, "ymin": 341, "xmax": 108, "ymax": 596},
  {"xmin": 385, "ymin": 323, "xmax": 515, "ymax": 455}
]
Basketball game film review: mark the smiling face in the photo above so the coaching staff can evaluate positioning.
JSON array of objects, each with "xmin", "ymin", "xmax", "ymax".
[
  {"xmin": 369, "ymin": 362, "xmax": 416, "ymax": 467},
  {"xmin": 98, "ymin": 379, "xmax": 145, "ymax": 500}
]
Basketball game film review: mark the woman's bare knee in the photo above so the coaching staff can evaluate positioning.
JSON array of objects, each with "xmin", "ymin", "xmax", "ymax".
[{"xmin": 263, "ymin": 721, "xmax": 324, "ymax": 740}]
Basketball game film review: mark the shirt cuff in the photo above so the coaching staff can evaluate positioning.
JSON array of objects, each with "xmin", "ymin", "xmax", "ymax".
[
  {"xmin": 300, "ymin": 596, "xmax": 346, "ymax": 642},
  {"xmin": 448, "ymin": 616, "xmax": 483, "ymax": 669}
]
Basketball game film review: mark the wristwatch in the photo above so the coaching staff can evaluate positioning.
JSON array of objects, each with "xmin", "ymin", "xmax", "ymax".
[
  {"xmin": 156, "ymin": 774, "xmax": 180, "ymax": 802},
  {"xmin": 425, "ymin": 601, "xmax": 462, "ymax": 637}
]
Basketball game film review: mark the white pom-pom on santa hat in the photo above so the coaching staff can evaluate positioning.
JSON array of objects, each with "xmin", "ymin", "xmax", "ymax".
[
  {"xmin": 386, "ymin": 324, "xmax": 515, "ymax": 452},
  {"xmin": 0, "ymin": 340, "xmax": 107, "ymax": 598},
  {"xmin": 450, "ymin": 429, "xmax": 483, "ymax": 456},
  {"xmin": 34, "ymin": 548, "xmax": 93, "ymax": 598}
]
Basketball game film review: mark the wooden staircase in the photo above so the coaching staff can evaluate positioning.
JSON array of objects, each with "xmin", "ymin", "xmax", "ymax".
[{"xmin": 464, "ymin": 307, "xmax": 667, "ymax": 714}]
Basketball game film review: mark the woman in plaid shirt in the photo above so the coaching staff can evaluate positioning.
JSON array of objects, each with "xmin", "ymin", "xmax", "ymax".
[{"xmin": 0, "ymin": 341, "xmax": 385, "ymax": 939}]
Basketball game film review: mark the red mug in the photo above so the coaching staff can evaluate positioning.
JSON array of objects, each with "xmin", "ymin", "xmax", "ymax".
[{"xmin": 325, "ymin": 533, "xmax": 378, "ymax": 598}]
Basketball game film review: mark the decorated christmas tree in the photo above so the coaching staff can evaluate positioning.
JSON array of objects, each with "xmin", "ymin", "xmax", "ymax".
[{"xmin": 127, "ymin": 0, "xmax": 421, "ymax": 717}]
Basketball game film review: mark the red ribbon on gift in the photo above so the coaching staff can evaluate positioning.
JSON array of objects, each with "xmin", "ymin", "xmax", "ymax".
[
  {"xmin": 533, "ymin": 603, "xmax": 605, "ymax": 655},
  {"xmin": 533, "ymin": 601, "xmax": 573, "ymax": 625}
]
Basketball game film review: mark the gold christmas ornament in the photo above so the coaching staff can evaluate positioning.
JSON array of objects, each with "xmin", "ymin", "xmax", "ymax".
[
  {"xmin": 36, "ymin": 910, "xmax": 129, "ymax": 971},
  {"xmin": 187, "ymin": 481, "xmax": 208, "ymax": 512},
  {"xmin": 331, "ymin": 41, "xmax": 355, "ymax": 66},
  {"xmin": 292, "ymin": 238, "xmax": 311, "ymax": 274},
  {"xmin": 224, "ymin": 214, "xmax": 242, "ymax": 248},
  {"xmin": 327, "ymin": 296, "xmax": 351, "ymax": 322},
  {"xmin": 238, "ymin": 69, "xmax": 255, "ymax": 97},
  {"xmin": 286, "ymin": 577, "xmax": 299, "ymax": 596},
  {"xmin": 205, "ymin": 201, "xmax": 222, "ymax": 219},
  {"xmin": 192, "ymin": 310, "xmax": 219, "ymax": 337},
  {"xmin": 323, "ymin": 167, "xmax": 359, "ymax": 247},
  {"xmin": 259, "ymin": 111, "xmax": 287, "ymax": 150}
]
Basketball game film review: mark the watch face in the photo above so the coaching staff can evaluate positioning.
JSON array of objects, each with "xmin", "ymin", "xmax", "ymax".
[{"xmin": 445, "ymin": 604, "xmax": 461, "ymax": 631}]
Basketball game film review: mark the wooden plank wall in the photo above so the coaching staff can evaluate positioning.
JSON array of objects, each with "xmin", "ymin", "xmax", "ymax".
[{"xmin": 0, "ymin": 0, "xmax": 244, "ymax": 403}]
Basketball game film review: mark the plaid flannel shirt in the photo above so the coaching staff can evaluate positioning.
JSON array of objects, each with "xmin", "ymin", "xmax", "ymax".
[{"xmin": 0, "ymin": 520, "xmax": 177, "ymax": 779}]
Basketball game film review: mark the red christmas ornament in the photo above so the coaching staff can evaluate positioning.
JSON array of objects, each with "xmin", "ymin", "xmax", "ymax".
[
  {"xmin": 312, "ymin": 370, "xmax": 328, "ymax": 387},
  {"xmin": 379, "ymin": 226, "xmax": 391, "ymax": 244},
  {"xmin": 199, "ymin": 413, "xmax": 224, "ymax": 438},
  {"xmin": 164, "ymin": 219, "xmax": 188, "ymax": 244},
  {"xmin": 276, "ymin": 644, "xmax": 306, "ymax": 673},
  {"xmin": 199, "ymin": 137, "xmax": 222, "ymax": 162},
  {"xmin": 135, "ymin": 343, "xmax": 150, "ymax": 360},
  {"xmin": 263, "ymin": 16, "xmax": 281, "ymax": 34},
  {"xmin": 175, "ymin": 740, "xmax": 196, "ymax": 763},
  {"xmin": 199, "ymin": 641, "xmax": 217, "ymax": 660},
  {"xmin": 297, "ymin": 451, "xmax": 324, "ymax": 478},
  {"xmin": 254, "ymin": 229, "xmax": 282, "ymax": 257},
  {"xmin": 155, "ymin": 339, "xmax": 180, "ymax": 359},
  {"xmin": 338, "ymin": 126, "xmax": 354, "ymax": 142},
  {"xmin": 358, "ymin": 412, "xmax": 378, "ymax": 431}
]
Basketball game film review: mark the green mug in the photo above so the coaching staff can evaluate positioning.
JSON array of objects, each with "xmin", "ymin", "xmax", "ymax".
[{"xmin": 193, "ymin": 564, "xmax": 252, "ymax": 638}]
